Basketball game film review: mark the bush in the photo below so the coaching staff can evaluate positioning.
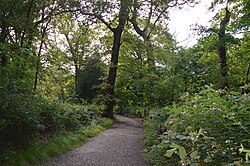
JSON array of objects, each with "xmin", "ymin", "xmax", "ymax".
[
  {"xmin": 0, "ymin": 93, "xmax": 42, "ymax": 146},
  {"xmin": 144, "ymin": 108, "xmax": 169, "ymax": 148},
  {"xmin": 117, "ymin": 106, "xmax": 151, "ymax": 118},
  {"xmin": 38, "ymin": 101, "xmax": 65, "ymax": 133},
  {"xmin": 60, "ymin": 104, "xmax": 101, "ymax": 131},
  {"xmin": 0, "ymin": 92, "xmax": 101, "ymax": 148},
  {"xmin": 145, "ymin": 86, "xmax": 250, "ymax": 165}
]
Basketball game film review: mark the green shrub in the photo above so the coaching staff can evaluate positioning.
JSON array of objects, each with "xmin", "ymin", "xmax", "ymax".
[
  {"xmin": 119, "ymin": 106, "xmax": 151, "ymax": 118},
  {"xmin": 144, "ymin": 108, "xmax": 169, "ymax": 148},
  {"xmin": 145, "ymin": 86, "xmax": 250, "ymax": 165},
  {"xmin": 38, "ymin": 101, "xmax": 65, "ymax": 133},
  {"xmin": 61, "ymin": 104, "xmax": 101, "ymax": 131},
  {"xmin": 0, "ymin": 91, "xmax": 101, "ymax": 148},
  {"xmin": 0, "ymin": 93, "xmax": 42, "ymax": 146}
]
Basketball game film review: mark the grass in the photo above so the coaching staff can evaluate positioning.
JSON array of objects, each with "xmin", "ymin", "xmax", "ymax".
[{"xmin": 0, "ymin": 118, "xmax": 113, "ymax": 166}]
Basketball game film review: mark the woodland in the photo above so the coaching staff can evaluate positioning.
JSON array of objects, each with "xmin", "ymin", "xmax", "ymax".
[{"xmin": 0, "ymin": 0, "xmax": 250, "ymax": 165}]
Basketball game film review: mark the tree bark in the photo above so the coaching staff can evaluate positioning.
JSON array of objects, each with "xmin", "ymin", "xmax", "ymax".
[
  {"xmin": 245, "ymin": 64, "xmax": 250, "ymax": 85},
  {"xmin": 33, "ymin": 29, "xmax": 45, "ymax": 92},
  {"xmin": 103, "ymin": 0, "xmax": 129, "ymax": 118},
  {"xmin": 104, "ymin": 30, "xmax": 122, "ymax": 118},
  {"xmin": 218, "ymin": 7, "xmax": 230, "ymax": 89}
]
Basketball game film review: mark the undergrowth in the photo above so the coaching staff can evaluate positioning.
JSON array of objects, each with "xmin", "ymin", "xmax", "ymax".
[{"xmin": 144, "ymin": 86, "xmax": 250, "ymax": 165}]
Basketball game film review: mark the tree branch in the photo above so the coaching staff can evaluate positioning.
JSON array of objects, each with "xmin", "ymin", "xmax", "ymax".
[
  {"xmin": 79, "ymin": 10, "xmax": 115, "ymax": 32},
  {"xmin": 130, "ymin": 17, "xmax": 147, "ymax": 40}
]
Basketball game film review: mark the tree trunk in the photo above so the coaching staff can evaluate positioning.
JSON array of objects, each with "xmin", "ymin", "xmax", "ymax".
[
  {"xmin": 20, "ymin": 0, "xmax": 34, "ymax": 47},
  {"xmin": 75, "ymin": 64, "xmax": 80, "ymax": 97},
  {"xmin": 103, "ymin": 0, "xmax": 129, "ymax": 118},
  {"xmin": 103, "ymin": 30, "xmax": 122, "ymax": 118},
  {"xmin": 218, "ymin": 8, "xmax": 230, "ymax": 89},
  {"xmin": 218, "ymin": 42, "xmax": 228, "ymax": 87},
  {"xmin": 0, "ymin": 20, "xmax": 9, "ymax": 66},
  {"xmin": 33, "ymin": 32, "xmax": 45, "ymax": 92},
  {"xmin": 245, "ymin": 64, "xmax": 250, "ymax": 85},
  {"xmin": 33, "ymin": 19, "xmax": 51, "ymax": 92},
  {"xmin": 0, "ymin": 1, "xmax": 16, "ymax": 66},
  {"xmin": 242, "ymin": 63, "xmax": 250, "ymax": 94}
]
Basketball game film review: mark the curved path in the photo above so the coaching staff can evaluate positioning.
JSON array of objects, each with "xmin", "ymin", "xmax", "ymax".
[{"xmin": 42, "ymin": 115, "xmax": 150, "ymax": 166}]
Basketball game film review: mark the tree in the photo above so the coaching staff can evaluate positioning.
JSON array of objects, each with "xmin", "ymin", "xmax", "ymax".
[
  {"xmin": 73, "ymin": 0, "xmax": 199, "ymax": 118},
  {"xmin": 55, "ymin": 13, "xmax": 90, "ymax": 97},
  {"xmin": 78, "ymin": 56, "xmax": 105, "ymax": 102},
  {"xmin": 102, "ymin": 0, "xmax": 129, "ymax": 118},
  {"xmin": 198, "ymin": 0, "xmax": 250, "ymax": 88},
  {"xmin": 0, "ymin": 0, "xmax": 70, "ymax": 92},
  {"xmin": 73, "ymin": 0, "xmax": 130, "ymax": 118},
  {"xmin": 218, "ymin": 6, "xmax": 231, "ymax": 88},
  {"xmin": 38, "ymin": 42, "xmax": 73, "ymax": 102},
  {"xmin": 34, "ymin": 11, "xmax": 52, "ymax": 92}
]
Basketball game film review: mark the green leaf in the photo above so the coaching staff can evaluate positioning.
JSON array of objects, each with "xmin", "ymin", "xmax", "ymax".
[
  {"xmin": 230, "ymin": 91, "xmax": 241, "ymax": 96},
  {"xmin": 178, "ymin": 146, "xmax": 187, "ymax": 160},
  {"xmin": 205, "ymin": 155, "xmax": 212, "ymax": 163},
  {"xmin": 199, "ymin": 89, "xmax": 207, "ymax": 95},
  {"xmin": 176, "ymin": 134, "xmax": 190, "ymax": 140},
  {"xmin": 230, "ymin": 105, "xmax": 239, "ymax": 110},
  {"xmin": 170, "ymin": 144, "xmax": 181, "ymax": 149},
  {"xmin": 165, "ymin": 148, "xmax": 177, "ymax": 158},
  {"xmin": 190, "ymin": 150, "xmax": 200, "ymax": 159}
]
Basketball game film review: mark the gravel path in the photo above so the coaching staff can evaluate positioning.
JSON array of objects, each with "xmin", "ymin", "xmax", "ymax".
[{"xmin": 42, "ymin": 115, "xmax": 150, "ymax": 166}]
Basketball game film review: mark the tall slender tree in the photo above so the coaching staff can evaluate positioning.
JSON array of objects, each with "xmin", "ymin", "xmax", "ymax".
[
  {"xmin": 103, "ymin": 0, "xmax": 130, "ymax": 118},
  {"xmin": 72, "ymin": 0, "xmax": 130, "ymax": 118},
  {"xmin": 218, "ymin": 6, "xmax": 230, "ymax": 88}
]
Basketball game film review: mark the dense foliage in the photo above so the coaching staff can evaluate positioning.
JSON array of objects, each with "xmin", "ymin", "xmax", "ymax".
[
  {"xmin": 144, "ymin": 86, "xmax": 250, "ymax": 165},
  {"xmin": 0, "ymin": 0, "xmax": 249, "ymax": 165},
  {"xmin": 0, "ymin": 92, "xmax": 102, "ymax": 147}
]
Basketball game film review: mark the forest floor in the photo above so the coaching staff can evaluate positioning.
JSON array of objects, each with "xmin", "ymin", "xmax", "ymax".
[{"xmin": 41, "ymin": 115, "xmax": 150, "ymax": 166}]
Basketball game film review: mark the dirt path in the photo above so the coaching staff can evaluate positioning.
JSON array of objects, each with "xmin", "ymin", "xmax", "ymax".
[{"xmin": 42, "ymin": 115, "xmax": 150, "ymax": 166}]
